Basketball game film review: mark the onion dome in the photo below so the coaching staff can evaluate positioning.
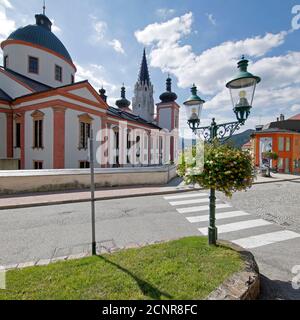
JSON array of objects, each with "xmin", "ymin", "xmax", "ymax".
[
  {"xmin": 99, "ymin": 87, "xmax": 107, "ymax": 103},
  {"xmin": 4, "ymin": 13, "xmax": 73, "ymax": 63},
  {"xmin": 159, "ymin": 76, "xmax": 178, "ymax": 103},
  {"xmin": 116, "ymin": 85, "xmax": 131, "ymax": 109}
]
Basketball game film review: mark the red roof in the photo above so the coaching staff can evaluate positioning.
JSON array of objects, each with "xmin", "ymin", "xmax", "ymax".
[{"xmin": 289, "ymin": 114, "xmax": 300, "ymax": 120}]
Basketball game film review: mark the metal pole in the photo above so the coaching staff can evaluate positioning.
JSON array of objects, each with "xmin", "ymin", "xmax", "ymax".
[
  {"xmin": 89, "ymin": 129, "xmax": 96, "ymax": 255},
  {"xmin": 208, "ymin": 119, "xmax": 218, "ymax": 245}
]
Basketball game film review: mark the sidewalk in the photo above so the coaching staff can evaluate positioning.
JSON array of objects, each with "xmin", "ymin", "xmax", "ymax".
[
  {"xmin": 0, "ymin": 177, "xmax": 200, "ymax": 210},
  {"xmin": 0, "ymin": 174, "xmax": 299, "ymax": 210}
]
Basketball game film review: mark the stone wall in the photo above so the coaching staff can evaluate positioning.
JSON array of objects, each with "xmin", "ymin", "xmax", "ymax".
[
  {"xmin": 0, "ymin": 159, "xmax": 19, "ymax": 170},
  {"xmin": 0, "ymin": 165, "xmax": 177, "ymax": 194}
]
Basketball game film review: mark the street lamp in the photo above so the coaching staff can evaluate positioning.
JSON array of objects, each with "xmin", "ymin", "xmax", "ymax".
[{"xmin": 184, "ymin": 56, "xmax": 261, "ymax": 245}]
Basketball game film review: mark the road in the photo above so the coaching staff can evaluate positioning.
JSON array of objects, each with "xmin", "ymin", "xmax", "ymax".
[{"xmin": 1, "ymin": 180, "xmax": 300, "ymax": 299}]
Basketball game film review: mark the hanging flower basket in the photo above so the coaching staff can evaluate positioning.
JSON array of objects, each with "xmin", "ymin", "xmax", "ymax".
[{"xmin": 178, "ymin": 142, "xmax": 256, "ymax": 197}]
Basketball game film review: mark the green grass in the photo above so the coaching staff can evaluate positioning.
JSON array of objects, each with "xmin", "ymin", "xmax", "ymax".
[{"xmin": 0, "ymin": 237, "xmax": 243, "ymax": 300}]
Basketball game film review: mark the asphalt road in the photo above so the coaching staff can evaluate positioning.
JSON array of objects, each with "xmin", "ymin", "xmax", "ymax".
[{"xmin": 0, "ymin": 180, "xmax": 300, "ymax": 300}]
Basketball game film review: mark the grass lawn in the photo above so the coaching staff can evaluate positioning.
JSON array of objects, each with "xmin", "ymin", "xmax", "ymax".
[{"xmin": 0, "ymin": 237, "xmax": 243, "ymax": 300}]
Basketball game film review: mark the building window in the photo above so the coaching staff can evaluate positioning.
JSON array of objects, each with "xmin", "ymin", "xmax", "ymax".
[
  {"xmin": 127, "ymin": 131, "xmax": 132, "ymax": 164},
  {"xmin": 286, "ymin": 137, "xmax": 291, "ymax": 152},
  {"xmin": 79, "ymin": 122, "xmax": 91, "ymax": 149},
  {"xmin": 278, "ymin": 158, "xmax": 284, "ymax": 170},
  {"xmin": 28, "ymin": 56, "xmax": 39, "ymax": 74},
  {"xmin": 15, "ymin": 123, "xmax": 21, "ymax": 148},
  {"xmin": 79, "ymin": 161, "xmax": 90, "ymax": 169},
  {"xmin": 4, "ymin": 55, "xmax": 8, "ymax": 69},
  {"xmin": 34, "ymin": 161, "xmax": 43, "ymax": 170},
  {"xmin": 55, "ymin": 65, "xmax": 62, "ymax": 82},
  {"xmin": 34, "ymin": 120, "xmax": 43, "ymax": 148},
  {"xmin": 278, "ymin": 137, "xmax": 284, "ymax": 152},
  {"xmin": 31, "ymin": 110, "xmax": 44, "ymax": 149},
  {"xmin": 78, "ymin": 114, "xmax": 93, "ymax": 150},
  {"xmin": 71, "ymin": 74, "xmax": 75, "ymax": 84}
]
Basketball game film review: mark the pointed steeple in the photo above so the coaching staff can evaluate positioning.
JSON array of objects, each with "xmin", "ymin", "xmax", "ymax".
[{"xmin": 138, "ymin": 48, "xmax": 151, "ymax": 85}]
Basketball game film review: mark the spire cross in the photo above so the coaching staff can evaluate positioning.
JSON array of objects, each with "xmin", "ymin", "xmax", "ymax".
[{"xmin": 43, "ymin": 0, "xmax": 46, "ymax": 15}]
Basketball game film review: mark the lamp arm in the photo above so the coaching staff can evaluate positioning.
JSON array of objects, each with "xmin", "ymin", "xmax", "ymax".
[{"xmin": 188, "ymin": 119, "xmax": 244, "ymax": 143}]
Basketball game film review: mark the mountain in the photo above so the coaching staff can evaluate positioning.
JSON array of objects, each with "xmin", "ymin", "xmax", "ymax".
[
  {"xmin": 225, "ymin": 129, "xmax": 255, "ymax": 148},
  {"xmin": 179, "ymin": 129, "xmax": 255, "ymax": 150}
]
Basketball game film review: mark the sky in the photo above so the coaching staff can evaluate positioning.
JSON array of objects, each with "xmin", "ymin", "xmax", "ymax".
[{"xmin": 1, "ymin": 0, "xmax": 300, "ymax": 134}]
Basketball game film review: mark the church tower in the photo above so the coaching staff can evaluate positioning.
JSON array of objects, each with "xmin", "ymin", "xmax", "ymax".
[{"xmin": 132, "ymin": 49, "xmax": 155, "ymax": 122}]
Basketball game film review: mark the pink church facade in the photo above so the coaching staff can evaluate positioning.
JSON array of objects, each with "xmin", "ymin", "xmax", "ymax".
[{"xmin": 0, "ymin": 12, "xmax": 179, "ymax": 170}]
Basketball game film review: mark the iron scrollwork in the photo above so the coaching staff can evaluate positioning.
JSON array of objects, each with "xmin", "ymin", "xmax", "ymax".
[{"xmin": 189, "ymin": 118, "xmax": 244, "ymax": 144}]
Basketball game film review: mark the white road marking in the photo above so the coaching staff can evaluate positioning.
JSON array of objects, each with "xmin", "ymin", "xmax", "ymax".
[
  {"xmin": 169, "ymin": 198, "xmax": 211, "ymax": 206},
  {"xmin": 186, "ymin": 211, "xmax": 250, "ymax": 223},
  {"xmin": 164, "ymin": 193, "xmax": 208, "ymax": 200},
  {"xmin": 232, "ymin": 230, "xmax": 300, "ymax": 249},
  {"xmin": 199, "ymin": 219, "xmax": 272, "ymax": 235},
  {"xmin": 177, "ymin": 203, "xmax": 231, "ymax": 214}
]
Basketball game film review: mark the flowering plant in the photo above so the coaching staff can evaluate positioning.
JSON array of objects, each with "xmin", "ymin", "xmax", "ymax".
[{"xmin": 178, "ymin": 142, "xmax": 256, "ymax": 197}]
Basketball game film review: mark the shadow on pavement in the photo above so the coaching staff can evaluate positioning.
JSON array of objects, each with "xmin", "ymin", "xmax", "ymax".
[
  {"xmin": 97, "ymin": 255, "xmax": 173, "ymax": 300},
  {"xmin": 260, "ymin": 274, "xmax": 300, "ymax": 300}
]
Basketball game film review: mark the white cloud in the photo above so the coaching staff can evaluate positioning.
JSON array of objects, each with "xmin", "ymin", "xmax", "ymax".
[
  {"xmin": 89, "ymin": 15, "xmax": 125, "ymax": 54},
  {"xmin": 108, "ymin": 39, "xmax": 125, "ymax": 54},
  {"xmin": 291, "ymin": 104, "xmax": 300, "ymax": 112},
  {"xmin": 50, "ymin": 19, "xmax": 62, "ymax": 34},
  {"xmin": 135, "ymin": 12, "xmax": 300, "ymax": 128},
  {"xmin": 0, "ymin": 4, "xmax": 16, "ymax": 42},
  {"xmin": 136, "ymin": 12, "xmax": 287, "ymax": 94},
  {"xmin": 89, "ymin": 16, "xmax": 107, "ymax": 43},
  {"xmin": 0, "ymin": 0, "xmax": 13, "ymax": 9},
  {"xmin": 135, "ymin": 12, "xmax": 193, "ymax": 46},
  {"xmin": 75, "ymin": 62, "xmax": 119, "ymax": 106},
  {"xmin": 206, "ymin": 13, "xmax": 216, "ymax": 26},
  {"xmin": 156, "ymin": 8, "xmax": 176, "ymax": 20}
]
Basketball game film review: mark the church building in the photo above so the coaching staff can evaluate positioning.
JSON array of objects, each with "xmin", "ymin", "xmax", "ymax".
[{"xmin": 0, "ymin": 10, "xmax": 180, "ymax": 170}]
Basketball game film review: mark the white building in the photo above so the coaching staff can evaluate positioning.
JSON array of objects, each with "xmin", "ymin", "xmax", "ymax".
[{"xmin": 0, "ymin": 10, "xmax": 180, "ymax": 170}]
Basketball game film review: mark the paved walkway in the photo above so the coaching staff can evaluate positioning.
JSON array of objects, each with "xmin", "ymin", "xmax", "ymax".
[{"xmin": 0, "ymin": 173, "xmax": 299, "ymax": 210}]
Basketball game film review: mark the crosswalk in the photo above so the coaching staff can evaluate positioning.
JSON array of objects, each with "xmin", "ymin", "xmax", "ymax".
[{"xmin": 164, "ymin": 191, "xmax": 300, "ymax": 250}]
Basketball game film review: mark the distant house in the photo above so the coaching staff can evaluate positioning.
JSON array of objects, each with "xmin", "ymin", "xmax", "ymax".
[{"xmin": 252, "ymin": 114, "xmax": 300, "ymax": 174}]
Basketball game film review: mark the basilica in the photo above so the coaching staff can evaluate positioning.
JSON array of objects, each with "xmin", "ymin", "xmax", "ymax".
[{"xmin": 0, "ymin": 10, "xmax": 180, "ymax": 170}]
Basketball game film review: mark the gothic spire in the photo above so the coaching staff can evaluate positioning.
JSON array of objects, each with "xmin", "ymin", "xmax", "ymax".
[{"xmin": 138, "ymin": 49, "xmax": 150, "ymax": 85}]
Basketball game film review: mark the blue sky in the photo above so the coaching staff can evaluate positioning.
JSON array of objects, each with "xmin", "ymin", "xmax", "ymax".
[{"xmin": 1, "ymin": 0, "xmax": 300, "ymax": 132}]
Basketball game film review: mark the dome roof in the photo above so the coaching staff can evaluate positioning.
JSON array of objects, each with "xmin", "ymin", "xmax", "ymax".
[
  {"xmin": 159, "ymin": 77, "xmax": 177, "ymax": 103},
  {"xmin": 116, "ymin": 86, "xmax": 131, "ymax": 109},
  {"xmin": 5, "ymin": 14, "xmax": 73, "ymax": 63}
]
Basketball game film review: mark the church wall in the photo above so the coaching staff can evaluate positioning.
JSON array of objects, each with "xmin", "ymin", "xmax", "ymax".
[
  {"xmin": 0, "ymin": 112, "xmax": 7, "ymax": 159},
  {"xmin": 3, "ymin": 44, "xmax": 75, "ymax": 88},
  {"xmin": 24, "ymin": 107, "xmax": 53, "ymax": 169},
  {"xmin": 64, "ymin": 109, "xmax": 102, "ymax": 169}
]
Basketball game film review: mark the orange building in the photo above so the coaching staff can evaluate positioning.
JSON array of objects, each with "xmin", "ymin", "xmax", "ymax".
[{"xmin": 253, "ymin": 115, "xmax": 300, "ymax": 174}]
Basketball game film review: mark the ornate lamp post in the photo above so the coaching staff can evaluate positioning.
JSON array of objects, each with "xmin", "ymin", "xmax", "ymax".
[{"xmin": 184, "ymin": 57, "xmax": 261, "ymax": 245}]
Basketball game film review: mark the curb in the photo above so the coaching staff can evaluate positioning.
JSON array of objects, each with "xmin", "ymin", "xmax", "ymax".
[
  {"xmin": 207, "ymin": 240, "xmax": 260, "ymax": 300},
  {"xmin": 2, "ymin": 239, "xmax": 173, "ymax": 271},
  {"xmin": 0, "ymin": 187, "xmax": 203, "ymax": 211},
  {"xmin": 253, "ymin": 177, "xmax": 300, "ymax": 186}
]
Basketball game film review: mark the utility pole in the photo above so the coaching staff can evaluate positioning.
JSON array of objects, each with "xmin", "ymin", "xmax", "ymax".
[{"xmin": 89, "ymin": 129, "xmax": 96, "ymax": 255}]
